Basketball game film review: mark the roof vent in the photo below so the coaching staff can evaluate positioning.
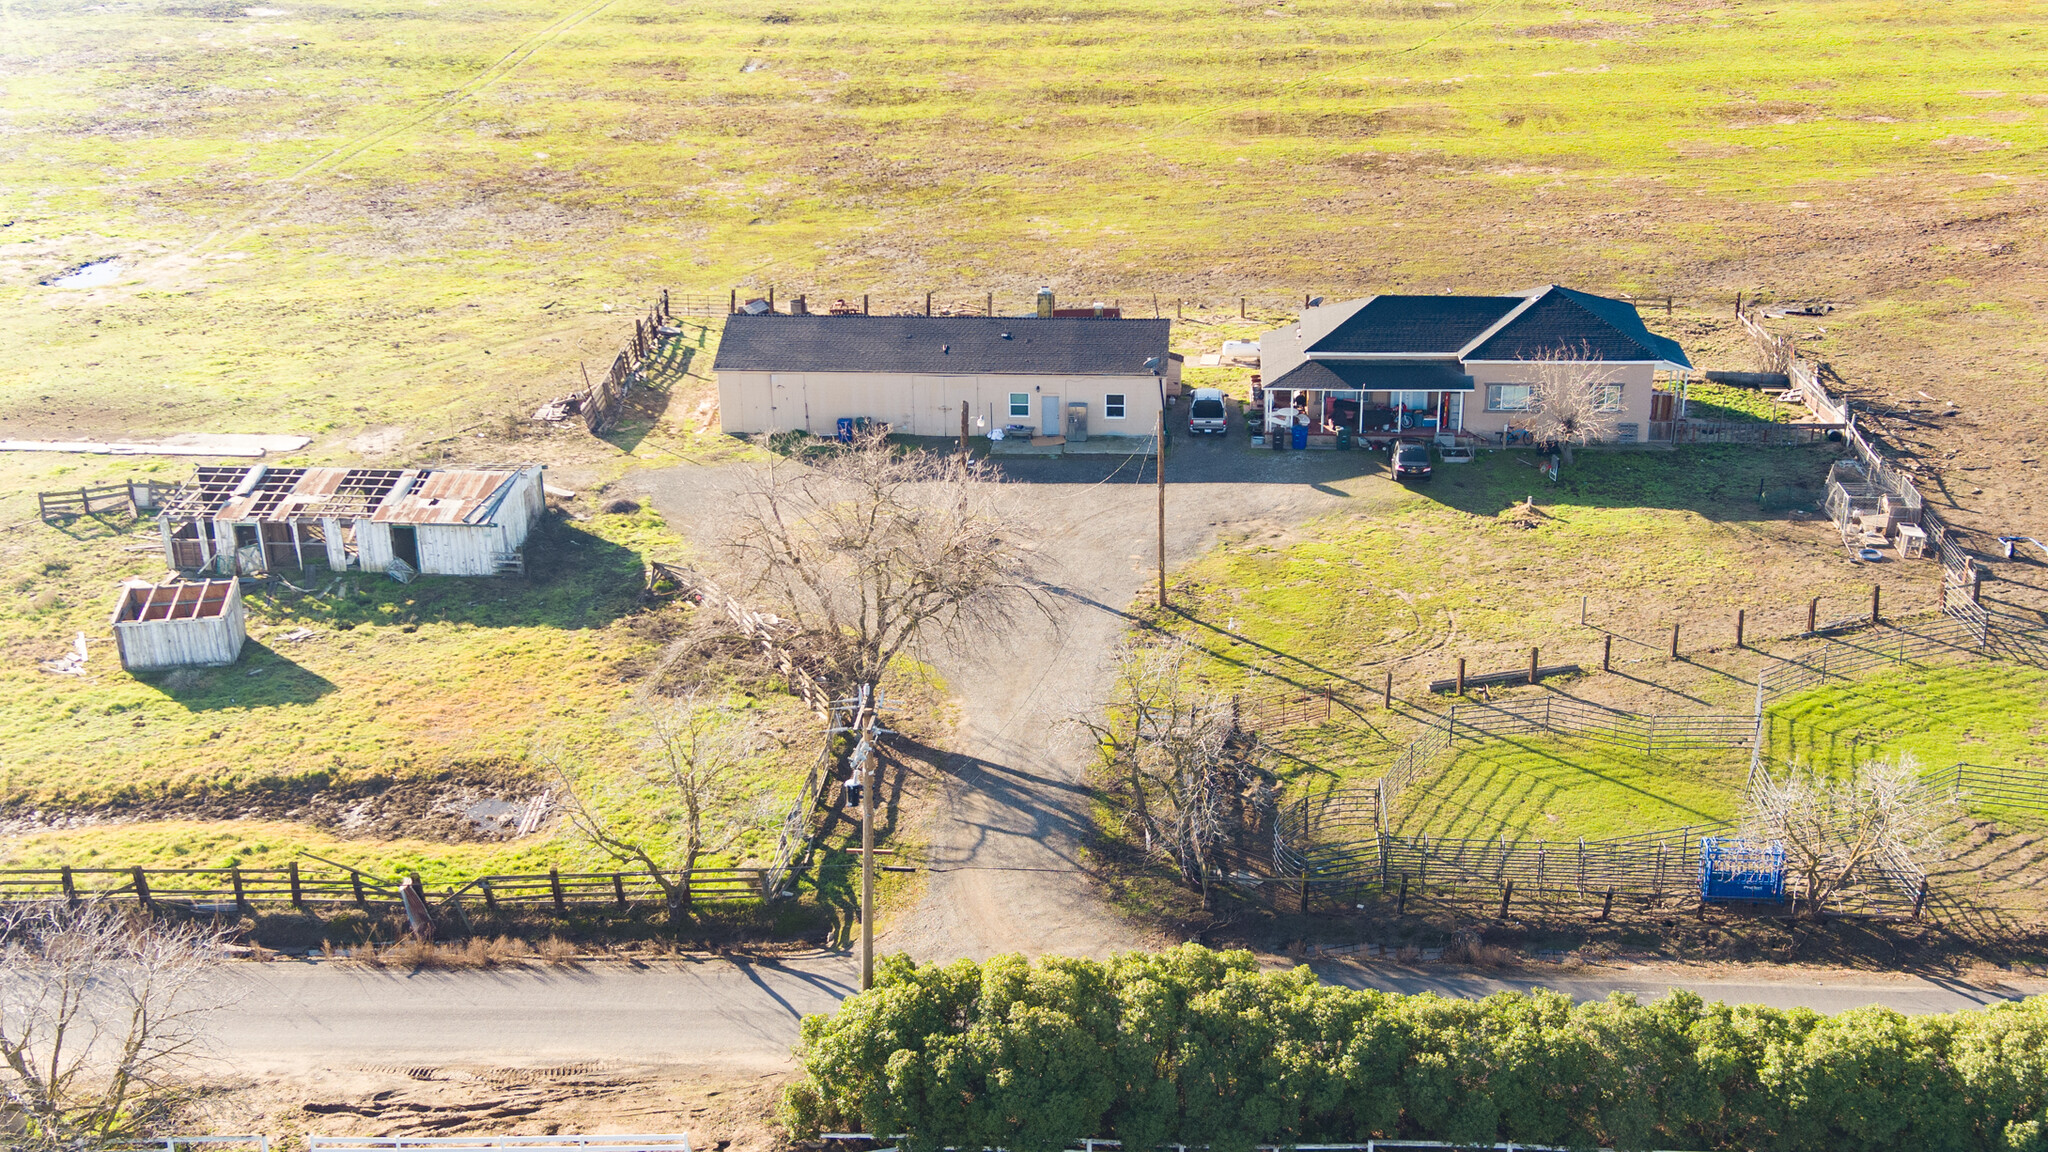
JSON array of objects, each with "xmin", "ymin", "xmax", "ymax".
[
  {"xmin": 942, "ymin": 344, "xmax": 950, "ymax": 353},
  {"xmin": 1001, "ymin": 332, "xmax": 1012, "ymax": 339}
]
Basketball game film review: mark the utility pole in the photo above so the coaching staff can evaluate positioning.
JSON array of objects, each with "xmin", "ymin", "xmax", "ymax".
[
  {"xmin": 854, "ymin": 686, "xmax": 877, "ymax": 991},
  {"xmin": 1156, "ymin": 407, "xmax": 1167, "ymax": 608}
]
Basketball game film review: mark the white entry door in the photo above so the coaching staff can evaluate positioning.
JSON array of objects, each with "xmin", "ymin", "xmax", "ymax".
[{"xmin": 1042, "ymin": 393, "xmax": 1061, "ymax": 436}]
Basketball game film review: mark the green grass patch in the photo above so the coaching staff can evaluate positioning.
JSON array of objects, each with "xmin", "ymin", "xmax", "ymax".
[
  {"xmin": 1760, "ymin": 659, "xmax": 2048, "ymax": 826},
  {"xmin": 1678, "ymin": 382, "xmax": 1794, "ymax": 424},
  {"xmin": 1162, "ymin": 445, "xmax": 1904, "ymax": 703},
  {"xmin": 1391, "ymin": 733, "xmax": 1746, "ymax": 842}
]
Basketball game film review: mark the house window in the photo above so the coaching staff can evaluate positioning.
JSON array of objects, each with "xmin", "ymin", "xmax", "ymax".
[
  {"xmin": 1104, "ymin": 393, "xmax": 1126, "ymax": 419},
  {"xmin": 1487, "ymin": 384, "xmax": 1536, "ymax": 411},
  {"xmin": 1008, "ymin": 393, "xmax": 1030, "ymax": 418},
  {"xmin": 1595, "ymin": 383, "xmax": 1624, "ymax": 412}
]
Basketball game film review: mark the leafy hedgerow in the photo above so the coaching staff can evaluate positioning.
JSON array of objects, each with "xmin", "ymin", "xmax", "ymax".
[{"xmin": 783, "ymin": 944, "xmax": 2048, "ymax": 1152}]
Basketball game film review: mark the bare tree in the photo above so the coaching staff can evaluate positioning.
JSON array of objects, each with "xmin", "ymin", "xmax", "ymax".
[
  {"xmin": 1745, "ymin": 313, "xmax": 1795, "ymax": 374},
  {"xmin": 1079, "ymin": 640, "xmax": 1266, "ymax": 907},
  {"xmin": 1744, "ymin": 753, "xmax": 1953, "ymax": 918},
  {"xmin": 1524, "ymin": 342, "xmax": 1624, "ymax": 464},
  {"xmin": 727, "ymin": 430, "xmax": 1047, "ymax": 701},
  {"xmin": 547, "ymin": 693, "xmax": 762, "ymax": 923},
  {"xmin": 0, "ymin": 902, "xmax": 233, "ymax": 1148}
]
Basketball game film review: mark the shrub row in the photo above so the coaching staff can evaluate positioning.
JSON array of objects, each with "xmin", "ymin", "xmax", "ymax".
[{"xmin": 781, "ymin": 945, "xmax": 2048, "ymax": 1152}]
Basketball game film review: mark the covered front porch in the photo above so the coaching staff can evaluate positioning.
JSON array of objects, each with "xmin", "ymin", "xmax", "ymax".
[{"xmin": 1255, "ymin": 360, "xmax": 1474, "ymax": 447}]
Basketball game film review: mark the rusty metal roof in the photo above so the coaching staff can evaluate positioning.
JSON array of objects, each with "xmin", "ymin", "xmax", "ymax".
[
  {"xmin": 372, "ymin": 469, "xmax": 517, "ymax": 525},
  {"xmin": 160, "ymin": 465, "xmax": 528, "ymax": 526}
]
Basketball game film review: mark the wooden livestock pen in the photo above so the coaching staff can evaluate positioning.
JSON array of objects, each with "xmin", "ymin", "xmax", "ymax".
[{"xmin": 110, "ymin": 579, "xmax": 245, "ymax": 671}]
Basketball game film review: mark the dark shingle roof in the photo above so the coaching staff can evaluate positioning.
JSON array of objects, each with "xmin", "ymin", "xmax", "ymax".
[
  {"xmin": 1264, "ymin": 360, "xmax": 1475, "ymax": 393},
  {"xmin": 1465, "ymin": 286, "xmax": 1693, "ymax": 367},
  {"xmin": 1304, "ymin": 295, "xmax": 1523, "ymax": 355},
  {"xmin": 712, "ymin": 315, "xmax": 1172, "ymax": 376}
]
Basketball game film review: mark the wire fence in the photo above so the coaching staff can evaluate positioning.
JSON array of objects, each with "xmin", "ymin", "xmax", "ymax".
[{"xmin": 0, "ymin": 861, "xmax": 777, "ymax": 917}]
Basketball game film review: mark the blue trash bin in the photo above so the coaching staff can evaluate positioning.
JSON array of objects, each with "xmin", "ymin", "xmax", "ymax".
[
  {"xmin": 836, "ymin": 418, "xmax": 855, "ymax": 444},
  {"xmin": 1291, "ymin": 423, "xmax": 1308, "ymax": 450}
]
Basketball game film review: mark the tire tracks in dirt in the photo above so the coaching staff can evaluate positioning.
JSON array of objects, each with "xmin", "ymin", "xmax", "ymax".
[{"xmin": 135, "ymin": 0, "xmax": 622, "ymax": 282}]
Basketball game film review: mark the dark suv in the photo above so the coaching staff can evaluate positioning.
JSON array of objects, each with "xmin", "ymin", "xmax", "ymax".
[{"xmin": 1391, "ymin": 441, "xmax": 1433, "ymax": 481}]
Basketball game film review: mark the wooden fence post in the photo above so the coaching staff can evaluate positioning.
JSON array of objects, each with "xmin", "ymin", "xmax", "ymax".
[
  {"xmin": 549, "ymin": 868, "xmax": 567, "ymax": 913},
  {"xmin": 132, "ymin": 866, "xmax": 153, "ymax": 914},
  {"xmin": 1671, "ymin": 623, "xmax": 1681, "ymax": 659},
  {"xmin": 1456, "ymin": 658, "xmax": 1466, "ymax": 695},
  {"xmin": 1912, "ymin": 879, "xmax": 1929, "ymax": 919},
  {"xmin": 1736, "ymin": 609, "xmax": 1746, "ymax": 649},
  {"xmin": 231, "ymin": 867, "xmax": 249, "ymax": 914},
  {"xmin": 1871, "ymin": 583, "xmax": 1881, "ymax": 625},
  {"xmin": 351, "ymin": 872, "xmax": 367, "ymax": 908},
  {"xmin": 1528, "ymin": 647, "xmax": 1539, "ymax": 685},
  {"xmin": 481, "ymin": 879, "xmax": 499, "ymax": 914},
  {"xmin": 729, "ymin": 288, "xmax": 737, "ymax": 314},
  {"xmin": 1383, "ymin": 671, "xmax": 1392, "ymax": 709},
  {"xmin": 61, "ymin": 865, "xmax": 77, "ymax": 906},
  {"xmin": 1808, "ymin": 597, "xmax": 1819, "ymax": 633},
  {"xmin": 1396, "ymin": 875, "xmax": 1409, "ymax": 914},
  {"xmin": 1599, "ymin": 888, "xmax": 1615, "ymax": 920},
  {"xmin": 1603, "ymin": 634, "xmax": 1612, "ymax": 671},
  {"xmin": 288, "ymin": 861, "xmax": 303, "ymax": 908},
  {"xmin": 1498, "ymin": 881, "xmax": 1514, "ymax": 919},
  {"xmin": 925, "ymin": 292, "xmax": 932, "ymax": 317},
  {"xmin": 1240, "ymin": 297, "xmax": 1246, "ymax": 319}
]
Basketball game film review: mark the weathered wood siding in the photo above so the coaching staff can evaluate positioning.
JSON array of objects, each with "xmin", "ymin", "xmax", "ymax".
[{"xmin": 111, "ymin": 582, "xmax": 246, "ymax": 671}]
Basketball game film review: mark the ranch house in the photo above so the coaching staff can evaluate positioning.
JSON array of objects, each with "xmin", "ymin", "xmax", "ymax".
[
  {"xmin": 713, "ymin": 314, "xmax": 1179, "ymax": 444},
  {"xmin": 1257, "ymin": 284, "xmax": 1693, "ymax": 446},
  {"xmin": 157, "ymin": 464, "xmax": 546, "ymax": 578}
]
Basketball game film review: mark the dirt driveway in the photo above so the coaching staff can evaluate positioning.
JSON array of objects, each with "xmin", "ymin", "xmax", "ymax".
[{"xmin": 640, "ymin": 414, "xmax": 1380, "ymax": 960}]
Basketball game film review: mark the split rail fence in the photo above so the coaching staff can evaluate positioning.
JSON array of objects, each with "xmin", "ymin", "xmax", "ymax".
[{"xmin": 37, "ymin": 479, "xmax": 169, "ymax": 522}]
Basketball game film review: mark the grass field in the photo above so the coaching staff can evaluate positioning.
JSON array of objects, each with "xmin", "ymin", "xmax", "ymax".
[
  {"xmin": 1391, "ymin": 733, "xmax": 1745, "ymax": 842},
  {"xmin": 1159, "ymin": 445, "xmax": 1936, "ymax": 704},
  {"xmin": 4, "ymin": 0, "xmax": 2041, "ymax": 890},
  {"xmin": 1760, "ymin": 658, "xmax": 2048, "ymax": 821}
]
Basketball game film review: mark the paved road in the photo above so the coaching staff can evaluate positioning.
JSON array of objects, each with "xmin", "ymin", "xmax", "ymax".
[{"xmin": 209, "ymin": 955, "xmax": 2039, "ymax": 1069}]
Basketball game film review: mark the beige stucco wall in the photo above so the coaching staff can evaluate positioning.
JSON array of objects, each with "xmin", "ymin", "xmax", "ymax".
[
  {"xmin": 718, "ymin": 371, "xmax": 1168, "ymax": 439},
  {"xmin": 1457, "ymin": 361, "xmax": 1657, "ymax": 441}
]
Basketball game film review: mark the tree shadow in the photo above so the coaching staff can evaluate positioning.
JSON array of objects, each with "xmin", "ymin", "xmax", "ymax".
[{"xmin": 129, "ymin": 640, "xmax": 338, "ymax": 710}]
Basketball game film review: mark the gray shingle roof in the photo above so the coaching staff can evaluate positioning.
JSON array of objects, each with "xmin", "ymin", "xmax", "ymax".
[
  {"xmin": 1304, "ymin": 295, "xmax": 1523, "ymax": 355},
  {"xmin": 712, "ymin": 315, "xmax": 1172, "ymax": 376},
  {"xmin": 1264, "ymin": 360, "xmax": 1475, "ymax": 392},
  {"xmin": 1465, "ymin": 286, "xmax": 1693, "ymax": 367}
]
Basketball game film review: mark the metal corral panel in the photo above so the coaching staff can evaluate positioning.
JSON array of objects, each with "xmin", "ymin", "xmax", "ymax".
[{"xmin": 110, "ymin": 580, "xmax": 246, "ymax": 671}]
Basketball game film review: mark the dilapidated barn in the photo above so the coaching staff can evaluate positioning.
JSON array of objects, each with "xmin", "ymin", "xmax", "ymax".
[
  {"xmin": 157, "ymin": 464, "xmax": 545, "ymax": 578},
  {"xmin": 110, "ymin": 579, "xmax": 246, "ymax": 671}
]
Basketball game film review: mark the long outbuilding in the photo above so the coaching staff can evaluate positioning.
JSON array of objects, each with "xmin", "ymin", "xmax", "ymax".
[
  {"xmin": 157, "ymin": 464, "xmax": 545, "ymax": 578},
  {"xmin": 713, "ymin": 314, "xmax": 1180, "ymax": 443}
]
